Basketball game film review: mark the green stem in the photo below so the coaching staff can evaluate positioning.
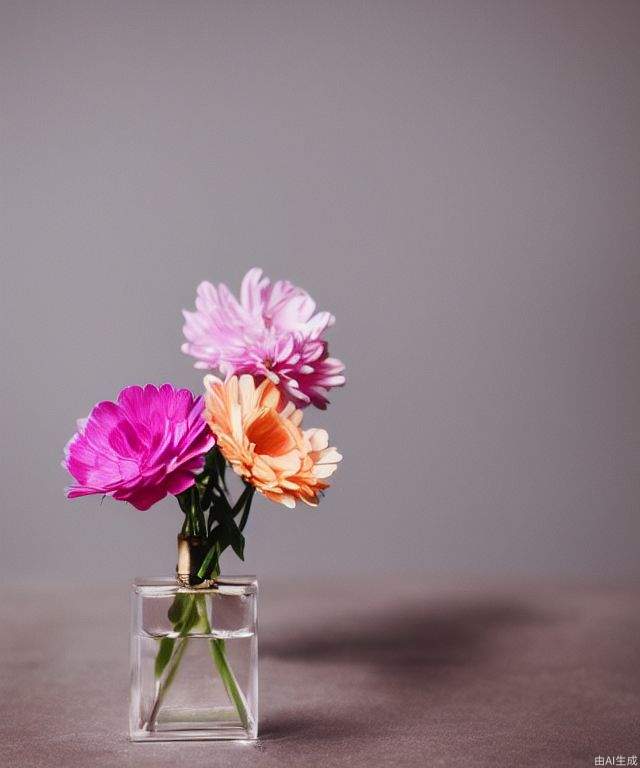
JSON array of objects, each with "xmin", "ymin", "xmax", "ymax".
[
  {"xmin": 147, "ymin": 636, "xmax": 189, "ymax": 731},
  {"xmin": 149, "ymin": 456, "xmax": 254, "ymax": 733},
  {"xmin": 192, "ymin": 486, "xmax": 206, "ymax": 537},
  {"xmin": 147, "ymin": 592, "xmax": 252, "ymax": 733},
  {"xmin": 195, "ymin": 596, "xmax": 252, "ymax": 732}
]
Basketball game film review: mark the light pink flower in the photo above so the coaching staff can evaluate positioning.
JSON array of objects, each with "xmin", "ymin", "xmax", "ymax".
[
  {"xmin": 63, "ymin": 384, "xmax": 215, "ymax": 510},
  {"xmin": 182, "ymin": 268, "xmax": 346, "ymax": 409}
]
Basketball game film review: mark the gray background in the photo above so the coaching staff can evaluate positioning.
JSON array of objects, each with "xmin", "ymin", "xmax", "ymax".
[{"xmin": 1, "ymin": 0, "xmax": 638, "ymax": 584}]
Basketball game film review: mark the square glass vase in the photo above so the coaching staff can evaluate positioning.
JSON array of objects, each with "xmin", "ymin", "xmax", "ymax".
[{"xmin": 130, "ymin": 577, "xmax": 258, "ymax": 741}]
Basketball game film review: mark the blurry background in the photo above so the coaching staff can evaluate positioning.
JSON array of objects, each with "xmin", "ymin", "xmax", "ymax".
[{"xmin": 1, "ymin": 0, "xmax": 638, "ymax": 583}]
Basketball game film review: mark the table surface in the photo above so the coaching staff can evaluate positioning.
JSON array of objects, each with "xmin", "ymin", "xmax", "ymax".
[{"xmin": 3, "ymin": 577, "xmax": 639, "ymax": 768}]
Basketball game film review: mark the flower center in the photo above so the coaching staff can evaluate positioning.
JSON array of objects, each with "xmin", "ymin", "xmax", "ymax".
[{"xmin": 245, "ymin": 408, "xmax": 295, "ymax": 456}]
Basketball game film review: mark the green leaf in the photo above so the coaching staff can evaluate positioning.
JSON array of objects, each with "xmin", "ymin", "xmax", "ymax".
[
  {"xmin": 178, "ymin": 599, "xmax": 200, "ymax": 635},
  {"xmin": 200, "ymin": 473, "xmax": 215, "ymax": 511},
  {"xmin": 176, "ymin": 489, "xmax": 190, "ymax": 515},
  {"xmin": 236, "ymin": 485, "xmax": 255, "ymax": 532},
  {"xmin": 155, "ymin": 636, "xmax": 176, "ymax": 679},
  {"xmin": 215, "ymin": 487, "xmax": 233, "ymax": 515},
  {"xmin": 214, "ymin": 447, "xmax": 226, "ymax": 472},
  {"xmin": 219, "ymin": 508, "xmax": 245, "ymax": 560},
  {"xmin": 197, "ymin": 539, "xmax": 221, "ymax": 580},
  {"xmin": 203, "ymin": 446, "xmax": 218, "ymax": 470},
  {"xmin": 167, "ymin": 593, "xmax": 189, "ymax": 624},
  {"xmin": 167, "ymin": 595, "xmax": 182, "ymax": 624},
  {"xmin": 195, "ymin": 477, "xmax": 253, "ymax": 578},
  {"xmin": 217, "ymin": 494, "xmax": 244, "ymax": 560},
  {"xmin": 167, "ymin": 594, "xmax": 200, "ymax": 634}
]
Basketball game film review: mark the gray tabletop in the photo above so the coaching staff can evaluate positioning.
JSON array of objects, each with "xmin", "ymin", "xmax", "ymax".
[{"xmin": 3, "ymin": 578, "xmax": 638, "ymax": 768}]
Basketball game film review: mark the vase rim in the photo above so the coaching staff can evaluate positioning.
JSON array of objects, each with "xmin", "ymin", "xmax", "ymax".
[{"xmin": 132, "ymin": 575, "xmax": 258, "ymax": 596}]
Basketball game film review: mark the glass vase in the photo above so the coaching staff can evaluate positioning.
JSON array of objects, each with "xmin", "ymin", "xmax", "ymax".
[{"xmin": 129, "ymin": 577, "xmax": 258, "ymax": 741}]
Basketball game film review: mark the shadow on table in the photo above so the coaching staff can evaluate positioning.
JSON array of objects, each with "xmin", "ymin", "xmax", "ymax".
[
  {"xmin": 260, "ymin": 597, "xmax": 549, "ymax": 741},
  {"xmin": 260, "ymin": 712, "xmax": 372, "ymax": 743},
  {"xmin": 262, "ymin": 599, "xmax": 545, "ymax": 673}
]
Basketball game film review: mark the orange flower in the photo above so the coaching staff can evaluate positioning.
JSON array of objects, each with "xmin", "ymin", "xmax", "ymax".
[{"xmin": 203, "ymin": 374, "xmax": 341, "ymax": 508}]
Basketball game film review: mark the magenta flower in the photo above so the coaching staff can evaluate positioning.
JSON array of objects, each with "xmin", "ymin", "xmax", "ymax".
[
  {"xmin": 63, "ymin": 384, "xmax": 215, "ymax": 511},
  {"xmin": 182, "ymin": 268, "xmax": 346, "ymax": 409}
]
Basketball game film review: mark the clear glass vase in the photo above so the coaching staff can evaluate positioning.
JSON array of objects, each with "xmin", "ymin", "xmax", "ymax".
[{"xmin": 129, "ymin": 577, "xmax": 258, "ymax": 741}]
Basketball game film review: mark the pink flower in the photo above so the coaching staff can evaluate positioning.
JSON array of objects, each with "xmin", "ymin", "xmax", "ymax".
[
  {"xmin": 182, "ymin": 268, "xmax": 346, "ymax": 409},
  {"xmin": 63, "ymin": 384, "xmax": 215, "ymax": 511}
]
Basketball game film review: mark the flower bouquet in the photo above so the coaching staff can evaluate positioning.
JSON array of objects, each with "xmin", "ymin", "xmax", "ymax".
[{"xmin": 62, "ymin": 269, "xmax": 344, "ymax": 740}]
